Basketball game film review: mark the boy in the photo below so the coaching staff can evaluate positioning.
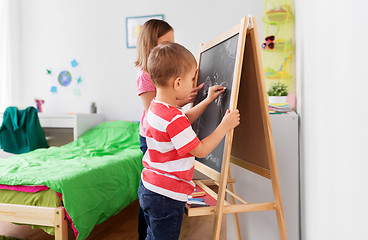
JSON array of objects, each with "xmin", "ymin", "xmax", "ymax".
[{"xmin": 138, "ymin": 42, "xmax": 240, "ymax": 240}]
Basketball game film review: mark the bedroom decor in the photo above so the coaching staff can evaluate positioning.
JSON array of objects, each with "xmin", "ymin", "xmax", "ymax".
[
  {"xmin": 262, "ymin": 0, "xmax": 294, "ymax": 98},
  {"xmin": 58, "ymin": 71, "xmax": 72, "ymax": 87},
  {"xmin": 70, "ymin": 59, "xmax": 78, "ymax": 67},
  {"xmin": 267, "ymin": 81, "xmax": 288, "ymax": 104},
  {"xmin": 90, "ymin": 102, "xmax": 97, "ymax": 113}
]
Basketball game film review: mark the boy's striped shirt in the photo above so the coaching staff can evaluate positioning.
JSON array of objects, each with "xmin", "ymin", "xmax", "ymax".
[{"xmin": 141, "ymin": 99, "xmax": 200, "ymax": 202}]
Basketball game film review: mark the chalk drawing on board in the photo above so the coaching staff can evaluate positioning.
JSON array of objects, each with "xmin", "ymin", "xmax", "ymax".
[
  {"xmin": 225, "ymin": 36, "xmax": 238, "ymax": 58},
  {"xmin": 192, "ymin": 33, "xmax": 239, "ymax": 172}
]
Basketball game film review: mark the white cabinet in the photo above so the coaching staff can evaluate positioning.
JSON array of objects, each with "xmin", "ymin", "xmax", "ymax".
[
  {"xmin": 0, "ymin": 113, "xmax": 104, "ymax": 147},
  {"xmin": 38, "ymin": 113, "xmax": 104, "ymax": 146},
  {"xmin": 228, "ymin": 112, "xmax": 299, "ymax": 240}
]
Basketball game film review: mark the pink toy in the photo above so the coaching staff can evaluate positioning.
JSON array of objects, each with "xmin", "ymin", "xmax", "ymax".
[
  {"xmin": 286, "ymin": 92, "xmax": 296, "ymax": 109},
  {"xmin": 35, "ymin": 99, "xmax": 45, "ymax": 112}
]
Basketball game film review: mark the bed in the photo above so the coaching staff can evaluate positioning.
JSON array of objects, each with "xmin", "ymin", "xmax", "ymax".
[{"xmin": 0, "ymin": 120, "xmax": 143, "ymax": 240}]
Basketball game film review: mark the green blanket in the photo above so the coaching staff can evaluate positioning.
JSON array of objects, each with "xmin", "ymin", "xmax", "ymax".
[{"xmin": 0, "ymin": 121, "xmax": 143, "ymax": 240}]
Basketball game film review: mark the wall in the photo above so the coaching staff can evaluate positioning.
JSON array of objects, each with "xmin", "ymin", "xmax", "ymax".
[
  {"xmin": 11, "ymin": 0, "xmax": 368, "ymax": 239},
  {"xmin": 296, "ymin": 0, "xmax": 368, "ymax": 239},
  {"xmin": 228, "ymin": 113, "xmax": 299, "ymax": 240},
  {"xmin": 0, "ymin": 0, "xmax": 22, "ymax": 112},
  {"xmin": 19, "ymin": 0, "xmax": 263, "ymax": 121}
]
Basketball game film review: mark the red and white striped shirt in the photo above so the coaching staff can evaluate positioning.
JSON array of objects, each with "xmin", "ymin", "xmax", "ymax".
[{"xmin": 141, "ymin": 99, "xmax": 200, "ymax": 202}]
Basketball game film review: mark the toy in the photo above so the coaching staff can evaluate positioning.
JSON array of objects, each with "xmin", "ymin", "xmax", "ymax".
[
  {"xmin": 264, "ymin": 56, "xmax": 292, "ymax": 79},
  {"xmin": 261, "ymin": 35, "xmax": 275, "ymax": 50},
  {"xmin": 90, "ymin": 102, "xmax": 97, "ymax": 114},
  {"xmin": 35, "ymin": 99, "xmax": 45, "ymax": 112}
]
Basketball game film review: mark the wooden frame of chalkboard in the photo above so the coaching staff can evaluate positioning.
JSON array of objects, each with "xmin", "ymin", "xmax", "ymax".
[
  {"xmin": 186, "ymin": 16, "xmax": 287, "ymax": 240},
  {"xmin": 191, "ymin": 20, "xmax": 245, "ymax": 182}
]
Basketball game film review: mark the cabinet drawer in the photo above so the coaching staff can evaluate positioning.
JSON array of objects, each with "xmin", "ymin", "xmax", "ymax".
[{"xmin": 39, "ymin": 117, "xmax": 75, "ymax": 128}]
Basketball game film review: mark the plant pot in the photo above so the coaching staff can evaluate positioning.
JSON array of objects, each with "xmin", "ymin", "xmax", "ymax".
[{"xmin": 268, "ymin": 96, "xmax": 287, "ymax": 104}]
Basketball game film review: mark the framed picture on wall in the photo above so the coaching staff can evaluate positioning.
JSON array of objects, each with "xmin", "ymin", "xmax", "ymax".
[{"xmin": 126, "ymin": 14, "xmax": 164, "ymax": 48}]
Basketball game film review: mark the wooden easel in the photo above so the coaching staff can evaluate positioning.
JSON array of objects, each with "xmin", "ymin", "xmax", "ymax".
[{"xmin": 185, "ymin": 16, "xmax": 287, "ymax": 240}]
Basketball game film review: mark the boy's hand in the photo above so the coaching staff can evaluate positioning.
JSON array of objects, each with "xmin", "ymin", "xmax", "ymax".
[
  {"xmin": 206, "ymin": 85, "xmax": 225, "ymax": 102},
  {"xmin": 221, "ymin": 109, "xmax": 240, "ymax": 130}
]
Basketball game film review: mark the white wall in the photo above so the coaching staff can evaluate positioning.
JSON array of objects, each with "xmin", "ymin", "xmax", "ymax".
[
  {"xmin": 11, "ymin": 0, "xmax": 368, "ymax": 239},
  {"xmin": 18, "ymin": 0, "xmax": 263, "ymax": 121},
  {"xmin": 0, "ymin": 0, "xmax": 22, "ymax": 112},
  {"xmin": 296, "ymin": 0, "xmax": 368, "ymax": 239}
]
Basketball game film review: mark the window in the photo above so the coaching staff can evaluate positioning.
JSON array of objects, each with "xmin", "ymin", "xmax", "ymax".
[{"xmin": 0, "ymin": 0, "xmax": 11, "ymax": 112}]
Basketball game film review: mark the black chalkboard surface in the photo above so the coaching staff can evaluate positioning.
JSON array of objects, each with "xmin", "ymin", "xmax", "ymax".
[{"xmin": 192, "ymin": 33, "xmax": 239, "ymax": 172}]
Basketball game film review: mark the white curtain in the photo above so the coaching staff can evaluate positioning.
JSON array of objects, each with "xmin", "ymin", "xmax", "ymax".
[{"xmin": 0, "ymin": 0, "xmax": 11, "ymax": 112}]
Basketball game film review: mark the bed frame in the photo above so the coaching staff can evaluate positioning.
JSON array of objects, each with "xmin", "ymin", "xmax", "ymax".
[{"xmin": 0, "ymin": 203, "xmax": 68, "ymax": 240}]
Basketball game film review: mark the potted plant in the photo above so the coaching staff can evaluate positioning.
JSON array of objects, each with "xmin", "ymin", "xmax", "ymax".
[
  {"xmin": 90, "ymin": 102, "xmax": 97, "ymax": 113},
  {"xmin": 267, "ymin": 82, "xmax": 288, "ymax": 104}
]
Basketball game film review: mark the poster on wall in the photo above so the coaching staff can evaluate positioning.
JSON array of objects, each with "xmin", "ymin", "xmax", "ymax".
[
  {"xmin": 47, "ymin": 58, "xmax": 83, "ymax": 96},
  {"xmin": 125, "ymin": 14, "xmax": 164, "ymax": 48}
]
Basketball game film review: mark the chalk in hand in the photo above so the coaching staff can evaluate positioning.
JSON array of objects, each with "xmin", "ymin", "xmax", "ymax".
[
  {"xmin": 216, "ymin": 87, "xmax": 226, "ymax": 92},
  {"xmin": 191, "ymin": 191, "xmax": 206, "ymax": 197}
]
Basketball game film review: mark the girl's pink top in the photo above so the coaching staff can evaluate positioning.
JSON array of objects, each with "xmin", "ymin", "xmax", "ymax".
[{"xmin": 136, "ymin": 69, "xmax": 156, "ymax": 136}]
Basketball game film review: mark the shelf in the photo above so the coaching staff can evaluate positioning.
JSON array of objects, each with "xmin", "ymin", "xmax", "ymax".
[
  {"xmin": 185, "ymin": 181, "xmax": 218, "ymax": 217},
  {"xmin": 264, "ymin": 74, "xmax": 292, "ymax": 80},
  {"xmin": 263, "ymin": 11, "xmax": 294, "ymax": 24},
  {"xmin": 261, "ymin": 42, "xmax": 294, "ymax": 52}
]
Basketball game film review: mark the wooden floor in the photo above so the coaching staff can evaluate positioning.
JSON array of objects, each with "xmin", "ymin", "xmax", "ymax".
[{"xmin": 0, "ymin": 200, "xmax": 226, "ymax": 240}]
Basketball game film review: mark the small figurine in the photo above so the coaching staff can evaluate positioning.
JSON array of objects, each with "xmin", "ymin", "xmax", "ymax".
[
  {"xmin": 35, "ymin": 99, "xmax": 45, "ymax": 112},
  {"xmin": 90, "ymin": 102, "xmax": 97, "ymax": 114}
]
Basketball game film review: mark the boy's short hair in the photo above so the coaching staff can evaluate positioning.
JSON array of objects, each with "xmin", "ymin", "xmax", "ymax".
[{"xmin": 147, "ymin": 42, "xmax": 197, "ymax": 87}]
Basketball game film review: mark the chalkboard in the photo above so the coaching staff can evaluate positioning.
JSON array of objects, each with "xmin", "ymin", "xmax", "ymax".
[
  {"xmin": 186, "ymin": 18, "xmax": 287, "ymax": 240},
  {"xmin": 192, "ymin": 33, "xmax": 239, "ymax": 172}
]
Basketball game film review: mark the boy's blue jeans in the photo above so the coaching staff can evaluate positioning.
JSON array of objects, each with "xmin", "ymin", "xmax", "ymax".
[{"xmin": 138, "ymin": 180, "xmax": 186, "ymax": 240}]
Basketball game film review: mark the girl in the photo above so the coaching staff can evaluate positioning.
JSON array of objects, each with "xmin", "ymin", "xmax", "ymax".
[{"xmin": 135, "ymin": 19, "xmax": 202, "ymax": 240}]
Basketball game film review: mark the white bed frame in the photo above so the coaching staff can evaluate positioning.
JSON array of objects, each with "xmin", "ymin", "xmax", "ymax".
[{"xmin": 0, "ymin": 203, "xmax": 68, "ymax": 240}]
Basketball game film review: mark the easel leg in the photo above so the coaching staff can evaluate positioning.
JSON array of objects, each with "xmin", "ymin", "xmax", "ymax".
[
  {"xmin": 212, "ymin": 144, "xmax": 233, "ymax": 240},
  {"xmin": 212, "ymin": 211, "xmax": 223, "ymax": 240},
  {"xmin": 228, "ymin": 170, "xmax": 242, "ymax": 240},
  {"xmin": 275, "ymin": 205, "xmax": 287, "ymax": 240},
  {"xmin": 270, "ymin": 162, "xmax": 287, "ymax": 240},
  {"xmin": 212, "ymin": 180, "xmax": 226, "ymax": 239}
]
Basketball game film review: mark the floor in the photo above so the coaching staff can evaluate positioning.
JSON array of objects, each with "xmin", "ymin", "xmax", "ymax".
[
  {"xmin": 0, "ymin": 200, "xmax": 226, "ymax": 240},
  {"xmin": 0, "ymin": 200, "xmax": 139, "ymax": 240}
]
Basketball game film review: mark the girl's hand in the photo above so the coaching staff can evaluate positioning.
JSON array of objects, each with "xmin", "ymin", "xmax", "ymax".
[
  {"xmin": 177, "ymin": 83, "xmax": 204, "ymax": 107},
  {"xmin": 221, "ymin": 109, "xmax": 240, "ymax": 131},
  {"xmin": 207, "ymin": 85, "xmax": 225, "ymax": 102}
]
